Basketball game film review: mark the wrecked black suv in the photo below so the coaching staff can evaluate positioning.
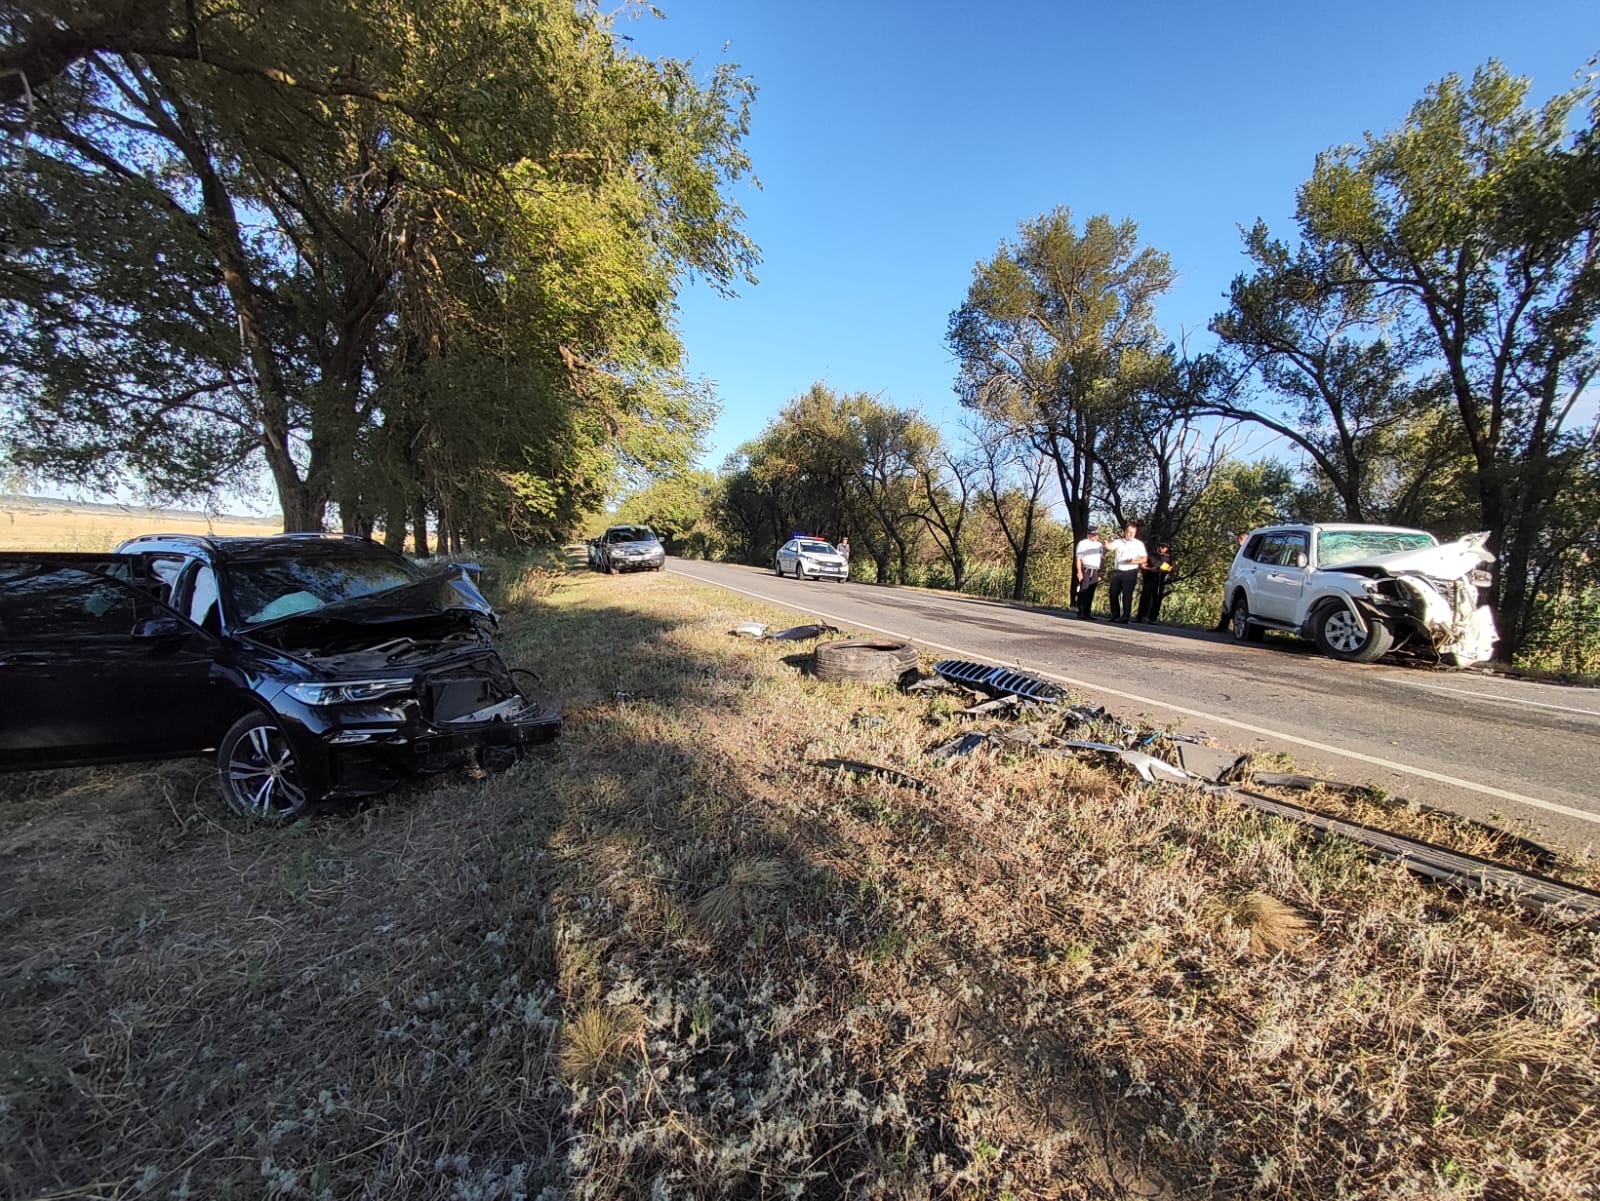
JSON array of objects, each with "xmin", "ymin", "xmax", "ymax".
[{"xmin": 0, "ymin": 534, "xmax": 560, "ymax": 820}]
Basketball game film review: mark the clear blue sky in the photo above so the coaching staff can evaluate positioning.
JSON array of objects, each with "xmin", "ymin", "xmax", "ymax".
[{"xmin": 622, "ymin": 0, "xmax": 1599, "ymax": 469}]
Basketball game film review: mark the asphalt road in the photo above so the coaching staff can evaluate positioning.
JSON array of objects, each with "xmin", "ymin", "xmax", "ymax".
[{"xmin": 665, "ymin": 558, "xmax": 1600, "ymax": 853}]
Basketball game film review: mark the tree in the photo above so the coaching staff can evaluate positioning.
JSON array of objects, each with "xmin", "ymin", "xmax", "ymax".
[
  {"xmin": 948, "ymin": 208, "xmax": 1175, "ymax": 548},
  {"xmin": 1295, "ymin": 61, "xmax": 1600, "ymax": 657},
  {"xmin": 710, "ymin": 385, "xmax": 937, "ymax": 579},
  {"xmin": 1207, "ymin": 224, "xmax": 1462, "ymax": 522},
  {"xmin": 1093, "ymin": 352, "xmax": 1240, "ymax": 545},
  {"xmin": 0, "ymin": 0, "xmax": 755, "ymax": 534},
  {"xmin": 914, "ymin": 446, "xmax": 978, "ymax": 590},
  {"xmin": 971, "ymin": 417, "xmax": 1052, "ymax": 601},
  {"xmin": 616, "ymin": 470, "xmax": 722, "ymax": 558}
]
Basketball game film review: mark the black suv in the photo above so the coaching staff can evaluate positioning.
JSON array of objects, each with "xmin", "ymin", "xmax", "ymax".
[{"xmin": 0, "ymin": 534, "xmax": 561, "ymax": 819}]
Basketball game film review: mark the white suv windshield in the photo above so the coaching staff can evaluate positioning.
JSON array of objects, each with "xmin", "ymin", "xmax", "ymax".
[{"xmin": 1318, "ymin": 530, "xmax": 1436, "ymax": 567}]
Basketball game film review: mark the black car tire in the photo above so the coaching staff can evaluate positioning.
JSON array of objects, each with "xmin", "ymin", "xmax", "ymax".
[
  {"xmin": 1313, "ymin": 604, "xmax": 1395, "ymax": 663},
  {"xmin": 1230, "ymin": 595, "xmax": 1265, "ymax": 643},
  {"xmin": 606, "ymin": 558, "xmax": 617, "ymax": 575},
  {"xmin": 218, "ymin": 711, "xmax": 312, "ymax": 822},
  {"xmin": 795, "ymin": 561, "xmax": 807, "ymax": 581},
  {"xmin": 814, "ymin": 638, "xmax": 920, "ymax": 685},
  {"xmin": 774, "ymin": 560, "xmax": 783, "ymax": 576}
]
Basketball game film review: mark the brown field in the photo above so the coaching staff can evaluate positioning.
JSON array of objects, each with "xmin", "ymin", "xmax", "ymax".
[
  {"xmin": 0, "ymin": 497, "xmax": 280, "ymax": 551},
  {"xmin": 2, "ymin": 560, "xmax": 1597, "ymax": 1200}
]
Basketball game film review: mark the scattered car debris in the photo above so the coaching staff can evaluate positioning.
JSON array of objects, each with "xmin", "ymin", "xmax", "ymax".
[
  {"xmin": 610, "ymin": 690, "xmax": 656, "ymax": 703},
  {"xmin": 811, "ymin": 757, "xmax": 931, "ymax": 792},
  {"xmin": 1061, "ymin": 741, "xmax": 1194, "ymax": 785},
  {"xmin": 958, "ymin": 694, "xmax": 1045, "ymax": 719},
  {"xmin": 733, "ymin": 640, "xmax": 1588, "ymax": 924},
  {"xmin": 1057, "ymin": 703, "xmax": 1109, "ymax": 727},
  {"xmin": 1249, "ymin": 770, "xmax": 1370, "ymax": 795},
  {"xmin": 771, "ymin": 622, "xmax": 840, "ymax": 641},
  {"xmin": 850, "ymin": 712, "xmax": 889, "ymax": 731},
  {"xmin": 731, "ymin": 622, "xmax": 769, "ymax": 638},
  {"xmin": 1176, "ymin": 744, "xmax": 1250, "ymax": 783},
  {"xmin": 814, "ymin": 639, "xmax": 920, "ymax": 685},
  {"xmin": 1198, "ymin": 779, "xmax": 1600, "ymax": 929},
  {"xmin": 934, "ymin": 659, "xmax": 1064, "ymax": 704},
  {"xmin": 927, "ymin": 732, "xmax": 992, "ymax": 762},
  {"xmin": 903, "ymin": 676, "xmax": 979, "ymax": 698}
]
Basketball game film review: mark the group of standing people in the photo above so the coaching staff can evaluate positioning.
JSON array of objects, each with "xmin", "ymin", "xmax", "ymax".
[{"xmin": 1073, "ymin": 523, "xmax": 1173, "ymax": 624}]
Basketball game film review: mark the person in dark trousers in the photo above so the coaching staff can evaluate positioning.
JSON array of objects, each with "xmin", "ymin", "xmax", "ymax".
[
  {"xmin": 1105, "ymin": 523, "xmax": 1147, "ymax": 624},
  {"xmin": 1074, "ymin": 531, "xmax": 1104, "ymax": 619},
  {"xmin": 1136, "ymin": 542, "xmax": 1173, "ymax": 623}
]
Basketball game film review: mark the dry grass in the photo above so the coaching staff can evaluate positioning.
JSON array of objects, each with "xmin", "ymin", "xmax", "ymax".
[
  {"xmin": 0, "ymin": 497, "xmax": 280, "ymax": 550},
  {"xmin": 2, "ymin": 556, "xmax": 1597, "ymax": 1200}
]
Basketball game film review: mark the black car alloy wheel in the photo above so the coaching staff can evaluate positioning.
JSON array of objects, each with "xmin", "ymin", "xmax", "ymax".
[{"xmin": 219, "ymin": 711, "xmax": 309, "ymax": 820}]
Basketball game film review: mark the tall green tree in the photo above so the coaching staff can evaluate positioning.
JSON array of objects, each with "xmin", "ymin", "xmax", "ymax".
[
  {"xmin": 0, "ymin": 0, "xmax": 755, "ymax": 533},
  {"xmin": 711, "ymin": 385, "xmax": 937, "ymax": 579},
  {"xmin": 948, "ymin": 208, "xmax": 1176, "ymax": 546},
  {"xmin": 1296, "ymin": 61, "xmax": 1600, "ymax": 657},
  {"xmin": 1207, "ymin": 223, "xmax": 1465, "ymax": 523}
]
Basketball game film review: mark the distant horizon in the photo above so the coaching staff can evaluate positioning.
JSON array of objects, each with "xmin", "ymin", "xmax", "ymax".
[{"xmin": 1, "ymin": 492, "xmax": 279, "ymax": 525}]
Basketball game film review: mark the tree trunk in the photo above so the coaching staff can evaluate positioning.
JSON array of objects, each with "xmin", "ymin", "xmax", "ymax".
[
  {"xmin": 412, "ymin": 495, "xmax": 430, "ymax": 557},
  {"xmin": 383, "ymin": 501, "xmax": 407, "ymax": 551},
  {"xmin": 279, "ymin": 484, "xmax": 324, "ymax": 533}
]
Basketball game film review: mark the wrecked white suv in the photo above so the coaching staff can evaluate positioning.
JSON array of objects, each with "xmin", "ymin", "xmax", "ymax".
[{"xmin": 1224, "ymin": 524, "xmax": 1496, "ymax": 665}]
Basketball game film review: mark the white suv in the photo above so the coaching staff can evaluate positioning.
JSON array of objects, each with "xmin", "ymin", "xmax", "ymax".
[{"xmin": 1223, "ymin": 524, "xmax": 1496, "ymax": 665}]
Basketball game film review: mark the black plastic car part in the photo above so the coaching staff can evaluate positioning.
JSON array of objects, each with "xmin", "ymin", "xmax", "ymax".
[{"xmin": 933, "ymin": 659, "xmax": 1064, "ymax": 705}]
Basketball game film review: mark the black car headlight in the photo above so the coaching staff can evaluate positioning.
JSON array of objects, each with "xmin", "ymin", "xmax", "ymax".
[{"xmin": 286, "ymin": 679, "xmax": 414, "ymax": 706}]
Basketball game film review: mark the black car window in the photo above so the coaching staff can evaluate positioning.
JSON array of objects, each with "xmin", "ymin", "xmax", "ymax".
[
  {"xmin": 225, "ymin": 553, "xmax": 424, "ymax": 625},
  {"xmin": 0, "ymin": 564, "xmax": 147, "ymax": 640},
  {"xmin": 1278, "ymin": 532, "xmax": 1310, "ymax": 567}
]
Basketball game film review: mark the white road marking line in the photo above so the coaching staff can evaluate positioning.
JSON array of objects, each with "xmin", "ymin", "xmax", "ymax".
[
  {"xmin": 1384, "ymin": 677, "xmax": 1600, "ymax": 718},
  {"xmin": 671, "ymin": 565, "xmax": 1600, "ymax": 828}
]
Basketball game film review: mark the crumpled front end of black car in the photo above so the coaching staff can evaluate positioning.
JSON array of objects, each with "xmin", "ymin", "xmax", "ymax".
[{"xmin": 265, "ymin": 649, "xmax": 561, "ymax": 802}]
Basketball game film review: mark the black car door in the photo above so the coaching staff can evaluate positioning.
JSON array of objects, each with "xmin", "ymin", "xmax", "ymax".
[{"xmin": 0, "ymin": 554, "xmax": 220, "ymax": 769}]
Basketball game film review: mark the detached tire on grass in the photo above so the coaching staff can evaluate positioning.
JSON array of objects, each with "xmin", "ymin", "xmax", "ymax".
[{"xmin": 813, "ymin": 638, "xmax": 920, "ymax": 685}]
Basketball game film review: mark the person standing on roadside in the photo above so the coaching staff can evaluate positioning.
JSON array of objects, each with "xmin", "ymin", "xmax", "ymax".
[
  {"xmin": 837, "ymin": 536, "xmax": 851, "ymax": 581},
  {"xmin": 1136, "ymin": 541, "xmax": 1173, "ymax": 624},
  {"xmin": 1074, "ymin": 530, "xmax": 1105, "ymax": 619},
  {"xmin": 1106, "ymin": 523, "xmax": 1147, "ymax": 624}
]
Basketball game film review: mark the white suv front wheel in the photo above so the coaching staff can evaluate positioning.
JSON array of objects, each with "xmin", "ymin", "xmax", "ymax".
[{"xmin": 1313, "ymin": 604, "xmax": 1395, "ymax": 663}]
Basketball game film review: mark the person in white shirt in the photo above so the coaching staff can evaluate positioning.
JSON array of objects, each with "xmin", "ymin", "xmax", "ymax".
[
  {"xmin": 1073, "ymin": 530, "xmax": 1105, "ymax": 619},
  {"xmin": 1106, "ymin": 523, "xmax": 1147, "ymax": 624}
]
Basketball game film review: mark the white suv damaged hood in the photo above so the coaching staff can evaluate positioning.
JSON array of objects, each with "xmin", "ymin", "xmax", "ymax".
[
  {"xmin": 1332, "ymin": 533, "xmax": 1497, "ymax": 666},
  {"xmin": 1330, "ymin": 531, "xmax": 1493, "ymax": 579}
]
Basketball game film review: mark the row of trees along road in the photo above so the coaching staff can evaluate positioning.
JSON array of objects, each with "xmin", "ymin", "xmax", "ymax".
[
  {"xmin": 689, "ymin": 62, "xmax": 1599, "ymax": 664},
  {"xmin": 0, "ymin": 0, "xmax": 756, "ymax": 548}
]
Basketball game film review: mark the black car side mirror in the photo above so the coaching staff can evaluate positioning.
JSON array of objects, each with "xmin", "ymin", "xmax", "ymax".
[{"xmin": 132, "ymin": 615, "xmax": 189, "ymax": 639}]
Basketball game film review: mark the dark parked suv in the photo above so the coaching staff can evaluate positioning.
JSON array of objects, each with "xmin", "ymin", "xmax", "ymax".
[{"xmin": 0, "ymin": 534, "xmax": 561, "ymax": 819}]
